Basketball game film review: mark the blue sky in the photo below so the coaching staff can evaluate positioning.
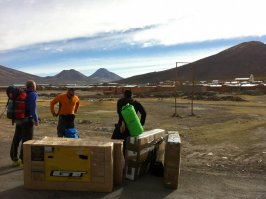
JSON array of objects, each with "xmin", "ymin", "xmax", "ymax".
[{"xmin": 1, "ymin": 0, "xmax": 266, "ymax": 78}]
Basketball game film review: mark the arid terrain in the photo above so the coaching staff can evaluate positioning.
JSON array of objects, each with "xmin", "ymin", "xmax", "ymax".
[{"xmin": 0, "ymin": 90, "xmax": 265, "ymax": 199}]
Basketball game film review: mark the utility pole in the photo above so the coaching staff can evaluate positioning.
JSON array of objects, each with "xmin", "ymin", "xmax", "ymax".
[
  {"xmin": 191, "ymin": 63, "xmax": 195, "ymax": 116},
  {"xmin": 173, "ymin": 61, "xmax": 190, "ymax": 117}
]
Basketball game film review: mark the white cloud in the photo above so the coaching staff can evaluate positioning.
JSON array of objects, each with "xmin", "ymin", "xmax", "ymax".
[
  {"xmin": 133, "ymin": 0, "xmax": 266, "ymax": 45},
  {"xmin": 1, "ymin": 0, "xmax": 266, "ymax": 51}
]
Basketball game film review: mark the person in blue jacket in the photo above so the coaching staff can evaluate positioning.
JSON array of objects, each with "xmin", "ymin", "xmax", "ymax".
[{"xmin": 10, "ymin": 80, "xmax": 39, "ymax": 167}]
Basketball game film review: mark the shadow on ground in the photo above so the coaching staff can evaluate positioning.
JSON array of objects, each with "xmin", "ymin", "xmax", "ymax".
[
  {"xmin": 0, "ymin": 174, "xmax": 174, "ymax": 199},
  {"xmin": 0, "ymin": 169, "xmax": 265, "ymax": 199}
]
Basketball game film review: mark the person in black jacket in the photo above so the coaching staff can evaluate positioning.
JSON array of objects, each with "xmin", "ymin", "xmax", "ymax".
[{"xmin": 115, "ymin": 90, "xmax": 146, "ymax": 153}]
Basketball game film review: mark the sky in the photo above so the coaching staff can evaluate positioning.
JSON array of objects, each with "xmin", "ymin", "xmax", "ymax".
[{"xmin": 1, "ymin": 0, "xmax": 266, "ymax": 78}]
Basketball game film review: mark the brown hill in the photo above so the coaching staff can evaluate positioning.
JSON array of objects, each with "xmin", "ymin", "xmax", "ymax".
[
  {"xmin": 51, "ymin": 69, "xmax": 89, "ymax": 84},
  {"xmin": 0, "ymin": 66, "xmax": 123, "ymax": 85},
  {"xmin": 117, "ymin": 41, "xmax": 266, "ymax": 84},
  {"xmin": 55, "ymin": 69, "xmax": 88, "ymax": 80},
  {"xmin": 89, "ymin": 68, "xmax": 123, "ymax": 83},
  {"xmin": 1, "ymin": 41, "xmax": 266, "ymax": 85},
  {"xmin": 0, "ymin": 65, "xmax": 44, "ymax": 86}
]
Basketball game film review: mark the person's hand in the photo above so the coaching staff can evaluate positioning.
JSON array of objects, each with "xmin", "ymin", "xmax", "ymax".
[{"xmin": 34, "ymin": 122, "xmax": 39, "ymax": 126}]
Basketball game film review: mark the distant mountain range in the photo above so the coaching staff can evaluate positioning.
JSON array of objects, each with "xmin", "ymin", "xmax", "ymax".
[
  {"xmin": 50, "ymin": 68, "xmax": 123, "ymax": 84},
  {"xmin": 0, "ymin": 67, "xmax": 123, "ymax": 85},
  {"xmin": 1, "ymin": 41, "xmax": 266, "ymax": 86},
  {"xmin": 116, "ymin": 41, "xmax": 266, "ymax": 84}
]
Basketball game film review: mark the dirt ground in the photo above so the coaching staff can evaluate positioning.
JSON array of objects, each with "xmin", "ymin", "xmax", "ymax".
[{"xmin": 0, "ymin": 90, "xmax": 266, "ymax": 198}]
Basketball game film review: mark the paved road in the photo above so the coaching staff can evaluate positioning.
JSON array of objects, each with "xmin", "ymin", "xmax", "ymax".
[{"xmin": 0, "ymin": 164, "xmax": 265, "ymax": 199}]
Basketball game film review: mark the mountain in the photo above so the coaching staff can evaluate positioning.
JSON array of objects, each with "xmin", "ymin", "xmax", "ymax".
[
  {"xmin": 0, "ymin": 66, "xmax": 123, "ymax": 85},
  {"xmin": 55, "ymin": 69, "xmax": 88, "ymax": 81},
  {"xmin": 117, "ymin": 41, "xmax": 266, "ymax": 84},
  {"xmin": 1, "ymin": 41, "xmax": 266, "ymax": 85},
  {"xmin": 0, "ymin": 65, "xmax": 44, "ymax": 86},
  {"xmin": 50, "ymin": 69, "xmax": 89, "ymax": 84},
  {"xmin": 89, "ymin": 68, "xmax": 123, "ymax": 83},
  {"xmin": 51, "ymin": 68, "xmax": 123, "ymax": 83}
]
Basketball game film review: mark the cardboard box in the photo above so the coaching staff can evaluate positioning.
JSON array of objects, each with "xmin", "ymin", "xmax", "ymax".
[
  {"xmin": 164, "ymin": 131, "xmax": 181, "ymax": 189},
  {"xmin": 155, "ymin": 139, "xmax": 166, "ymax": 163},
  {"xmin": 23, "ymin": 138, "xmax": 113, "ymax": 192},
  {"xmin": 40, "ymin": 136, "xmax": 124, "ymax": 186},
  {"xmin": 164, "ymin": 167, "xmax": 179, "ymax": 188},
  {"xmin": 127, "ymin": 129, "xmax": 166, "ymax": 150},
  {"xmin": 125, "ymin": 129, "xmax": 166, "ymax": 180},
  {"xmin": 83, "ymin": 137, "xmax": 124, "ymax": 186},
  {"xmin": 126, "ymin": 145, "xmax": 155, "ymax": 162},
  {"xmin": 125, "ymin": 160, "xmax": 151, "ymax": 181}
]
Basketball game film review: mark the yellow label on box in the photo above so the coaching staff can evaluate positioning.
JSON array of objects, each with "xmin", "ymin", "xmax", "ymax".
[{"xmin": 44, "ymin": 146, "xmax": 91, "ymax": 182}]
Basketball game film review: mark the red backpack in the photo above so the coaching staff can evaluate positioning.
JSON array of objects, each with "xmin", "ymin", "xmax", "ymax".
[{"xmin": 6, "ymin": 86, "xmax": 27, "ymax": 125}]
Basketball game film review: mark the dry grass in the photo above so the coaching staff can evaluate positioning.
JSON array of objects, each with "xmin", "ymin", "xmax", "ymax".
[{"xmin": 0, "ymin": 90, "xmax": 266, "ymax": 173}]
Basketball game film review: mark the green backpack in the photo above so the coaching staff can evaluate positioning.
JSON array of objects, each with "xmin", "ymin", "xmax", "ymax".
[{"xmin": 121, "ymin": 103, "xmax": 143, "ymax": 137}]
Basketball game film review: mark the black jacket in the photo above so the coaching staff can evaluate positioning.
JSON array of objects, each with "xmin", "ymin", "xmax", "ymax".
[{"xmin": 117, "ymin": 97, "xmax": 146, "ymax": 127}]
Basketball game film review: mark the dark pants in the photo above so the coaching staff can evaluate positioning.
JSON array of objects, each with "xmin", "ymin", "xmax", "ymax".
[
  {"xmin": 122, "ymin": 129, "xmax": 130, "ymax": 157},
  {"xmin": 57, "ymin": 115, "xmax": 75, "ymax": 137},
  {"xmin": 10, "ymin": 119, "xmax": 34, "ymax": 162},
  {"xmin": 111, "ymin": 122, "xmax": 130, "ymax": 157}
]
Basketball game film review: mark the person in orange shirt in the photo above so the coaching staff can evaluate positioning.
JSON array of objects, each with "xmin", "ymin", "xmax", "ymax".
[{"xmin": 50, "ymin": 88, "xmax": 80, "ymax": 137}]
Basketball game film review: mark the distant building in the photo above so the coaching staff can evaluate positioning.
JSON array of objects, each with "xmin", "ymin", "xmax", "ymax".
[
  {"xmin": 250, "ymin": 74, "xmax": 254, "ymax": 82},
  {"xmin": 199, "ymin": 81, "xmax": 207, "ymax": 84},
  {"xmin": 235, "ymin": 74, "xmax": 254, "ymax": 83},
  {"xmin": 13, "ymin": 84, "xmax": 25, "ymax": 88},
  {"xmin": 159, "ymin": 80, "xmax": 175, "ymax": 86},
  {"xmin": 235, "ymin": 77, "xmax": 250, "ymax": 81},
  {"xmin": 212, "ymin": 80, "xmax": 219, "ymax": 84}
]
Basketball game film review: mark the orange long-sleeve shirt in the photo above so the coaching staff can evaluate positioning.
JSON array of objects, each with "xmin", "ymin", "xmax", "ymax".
[{"xmin": 50, "ymin": 93, "xmax": 80, "ymax": 115}]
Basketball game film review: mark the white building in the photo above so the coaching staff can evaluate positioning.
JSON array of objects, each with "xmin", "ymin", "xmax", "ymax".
[{"xmin": 235, "ymin": 74, "xmax": 254, "ymax": 83}]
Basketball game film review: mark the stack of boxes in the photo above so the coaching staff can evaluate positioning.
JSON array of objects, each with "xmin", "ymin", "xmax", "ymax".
[
  {"xmin": 23, "ymin": 129, "xmax": 181, "ymax": 191},
  {"xmin": 125, "ymin": 129, "xmax": 166, "ymax": 180}
]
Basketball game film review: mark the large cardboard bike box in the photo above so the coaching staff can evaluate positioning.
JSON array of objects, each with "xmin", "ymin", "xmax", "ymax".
[
  {"xmin": 23, "ymin": 138, "xmax": 113, "ymax": 192},
  {"xmin": 125, "ymin": 129, "xmax": 166, "ymax": 180},
  {"xmin": 40, "ymin": 136, "xmax": 124, "ymax": 186},
  {"xmin": 163, "ymin": 131, "xmax": 181, "ymax": 189}
]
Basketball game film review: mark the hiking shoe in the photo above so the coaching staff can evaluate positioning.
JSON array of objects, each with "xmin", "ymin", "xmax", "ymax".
[{"xmin": 12, "ymin": 160, "xmax": 20, "ymax": 167}]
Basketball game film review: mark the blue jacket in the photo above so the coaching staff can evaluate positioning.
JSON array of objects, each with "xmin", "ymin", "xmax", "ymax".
[{"xmin": 25, "ymin": 89, "xmax": 38, "ymax": 123}]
